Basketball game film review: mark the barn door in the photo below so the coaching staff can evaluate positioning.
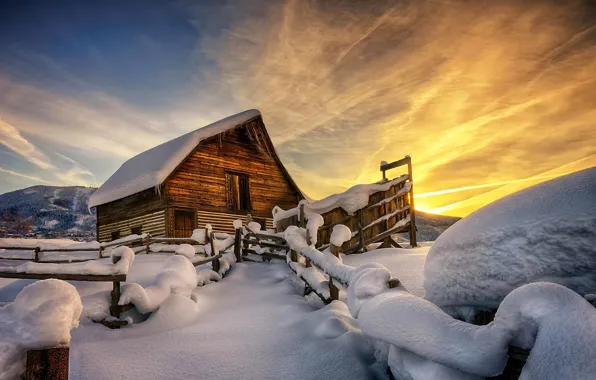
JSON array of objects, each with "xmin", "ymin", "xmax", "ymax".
[{"xmin": 174, "ymin": 210, "xmax": 195, "ymax": 238}]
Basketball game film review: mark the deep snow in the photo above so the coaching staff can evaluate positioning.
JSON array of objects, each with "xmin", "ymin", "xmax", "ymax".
[
  {"xmin": 69, "ymin": 263, "xmax": 380, "ymax": 380},
  {"xmin": 425, "ymin": 167, "xmax": 596, "ymax": 315}
]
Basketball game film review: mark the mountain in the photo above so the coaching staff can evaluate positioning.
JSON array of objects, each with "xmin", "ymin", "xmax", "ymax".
[
  {"xmin": 413, "ymin": 211, "xmax": 461, "ymax": 242},
  {"xmin": 0, "ymin": 185, "xmax": 460, "ymax": 242},
  {"xmin": 0, "ymin": 185, "xmax": 97, "ymax": 239}
]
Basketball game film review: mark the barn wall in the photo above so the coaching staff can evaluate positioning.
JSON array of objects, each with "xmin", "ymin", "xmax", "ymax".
[
  {"xmin": 97, "ymin": 210, "xmax": 166, "ymax": 242},
  {"xmin": 96, "ymin": 187, "xmax": 166, "ymax": 242},
  {"xmin": 165, "ymin": 120, "xmax": 300, "ymax": 233}
]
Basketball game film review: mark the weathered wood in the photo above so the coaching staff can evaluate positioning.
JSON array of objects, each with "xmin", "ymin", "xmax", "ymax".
[
  {"xmin": 212, "ymin": 254, "xmax": 221, "ymax": 272},
  {"xmin": 34, "ymin": 247, "xmax": 40, "ymax": 263},
  {"xmin": 110, "ymin": 281, "xmax": 121, "ymax": 319},
  {"xmin": 209, "ymin": 231, "xmax": 216, "ymax": 257},
  {"xmin": 25, "ymin": 346, "xmax": 69, "ymax": 380},
  {"xmin": 242, "ymin": 249, "xmax": 286, "ymax": 261},
  {"xmin": 329, "ymin": 243, "xmax": 341, "ymax": 301},
  {"xmin": 407, "ymin": 156, "xmax": 418, "ymax": 247},
  {"xmin": 387, "ymin": 278, "xmax": 401, "ymax": 288},
  {"xmin": 299, "ymin": 203, "xmax": 305, "ymax": 228},
  {"xmin": 290, "ymin": 249, "xmax": 298, "ymax": 262},
  {"xmin": 164, "ymin": 122, "xmax": 302, "ymax": 236},
  {"xmin": 380, "ymin": 156, "xmax": 411, "ymax": 179},
  {"xmin": 97, "ymin": 319, "xmax": 129, "ymax": 329},
  {"xmin": 241, "ymin": 239, "xmax": 288, "ymax": 250},
  {"xmin": 234, "ymin": 228, "xmax": 242, "ymax": 262}
]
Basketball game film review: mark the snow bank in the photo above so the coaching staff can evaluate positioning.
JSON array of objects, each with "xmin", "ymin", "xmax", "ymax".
[
  {"xmin": 330, "ymin": 224, "xmax": 352, "ymax": 247},
  {"xmin": 1, "ymin": 247, "xmax": 135, "ymax": 276},
  {"xmin": 175, "ymin": 244, "xmax": 195, "ymax": 259},
  {"xmin": 88, "ymin": 109, "xmax": 261, "ymax": 208},
  {"xmin": 119, "ymin": 255, "xmax": 197, "ymax": 314},
  {"xmin": 343, "ymin": 247, "xmax": 429, "ymax": 297},
  {"xmin": 0, "ymin": 280, "xmax": 82, "ymax": 380},
  {"xmin": 425, "ymin": 167, "xmax": 596, "ymax": 314}
]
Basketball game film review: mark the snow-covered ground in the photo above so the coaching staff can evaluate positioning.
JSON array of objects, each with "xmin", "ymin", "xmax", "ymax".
[
  {"xmin": 0, "ymin": 255, "xmax": 384, "ymax": 380},
  {"xmin": 343, "ymin": 245, "xmax": 430, "ymax": 297},
  {"xmin": 71, "ymin": 262, "xmax": 379, "ymax": 380}
]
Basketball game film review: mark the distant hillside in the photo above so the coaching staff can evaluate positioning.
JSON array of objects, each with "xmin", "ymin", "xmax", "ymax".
[
  {"xmin": 0, "ymin": 185, "xmax": 460, "ymax": 242},
  {"xmin": 0, "ymin": 185, "xmax": 97, "ymax": 239},
  {"xmin": 414, "ymin": 211, "xmax": 461, "ymax": 241}
]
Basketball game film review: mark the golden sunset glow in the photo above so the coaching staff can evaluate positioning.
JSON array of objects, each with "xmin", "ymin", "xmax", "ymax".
[
  {"xmin": 1, "ymin": 0, "xmax": 595, "ymax": 217},
  {"xmin": 201, "ymin": 0, "xmax": 596, "ymax": 216}
]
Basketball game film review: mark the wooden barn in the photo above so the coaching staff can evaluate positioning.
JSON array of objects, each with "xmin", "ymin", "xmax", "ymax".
[{"xmin": 88, "ymin": 109, "xmax": 303, "ymax": 242}]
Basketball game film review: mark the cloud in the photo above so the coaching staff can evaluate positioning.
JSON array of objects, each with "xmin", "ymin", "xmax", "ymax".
[
  {"xmin": 0, "ymin": 167, "xmax": 49, "ymax": 184},
  {"xmin": 194, "ymin": 0, "xmax": 596, "ymax": 212},
  {"xmin": 0, "ymin": 118, "xmax": 53, "ymax": 169}
]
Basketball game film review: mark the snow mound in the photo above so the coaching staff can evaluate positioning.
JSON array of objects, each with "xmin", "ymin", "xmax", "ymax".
[
  {"xmin": 175, "ymin": 244, "xmax": 195, "ymax": 259},
  {"xmin": 0, "ymin": 280, "xmax": 82, "ymax": 380},
  {"xmin": 88, "ymin": 109, "xmax": 261, "ymax": 208},
  {"xmin": 119, "ymin": 255, "xmax": 198, "ymax": 314},
  {"xmin": 424, "ymin": 167, "xmax": 596, "ymax": 314}
]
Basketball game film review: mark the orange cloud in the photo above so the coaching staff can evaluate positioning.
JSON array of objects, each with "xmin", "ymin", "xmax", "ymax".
[{"xmin": 199, "ymin": 0, "xmax": 596, "ymax": 212}]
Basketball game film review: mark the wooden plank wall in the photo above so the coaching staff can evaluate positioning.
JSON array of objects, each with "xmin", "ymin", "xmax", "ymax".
[
  {"xmin": 97, "ymin": 188, "xmax": 166, "ymax": 226},
  {"xmin": 276, "ymin": 177, "xmax": 412, "ymax": 252},
  {"xmin": 97, "ymin": 210, "xmax": 166, "ymax": 242},
  {"xmin": 165, "ymin": 119, "xmax": 301, "ymax": 223}
]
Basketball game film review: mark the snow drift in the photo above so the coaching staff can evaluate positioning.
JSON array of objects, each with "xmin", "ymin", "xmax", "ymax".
[
  {"xmin": 0, "ymin": 280, "xmax": 82, "ymax": 380},
  {"xmin": 424, "ymin": 167, "xmax": 596, "ymax": 315}
]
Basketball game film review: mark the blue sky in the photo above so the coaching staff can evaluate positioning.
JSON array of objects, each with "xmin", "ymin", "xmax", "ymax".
[{"xmin": 1, "ymin": 0, "xmax": 596, "ymax": 216}]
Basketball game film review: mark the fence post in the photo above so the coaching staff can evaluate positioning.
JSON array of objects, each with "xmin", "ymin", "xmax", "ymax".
[
  {"xmin": 299, "ymin": 203, "xmax": 305, "ymax": 228},
  {"xmin": 34, "ymin": 247, "xmax": 40, "ymax": 263},
  {"xmin": 329, "ymin": 243, "xmax": 341, "ymax": 301},
  {"xmin": 407, "ymin": 155, "xmax": 418, "ymax": 247},
  {"xmin": 98, "ymin": 246, "xmax": 104, "ymax": 259},
  {"xmin": 209, "ymin": 231, "xmax": 216, "ymax": 257},
  {"xmin": 290, "ymin": 249, "xmax": 298, "ymax": 263},
  {"xmin": 25, "ymin": 346, "xmax": 69, "ymax": 380},
  {"xmin": 234, "ymin": 228, "xmax": 242, "ymax": 262},
  {"xmin": 145, "ymin": 235, "xmax": 151, "ymax": 255},
  {"xmin": 109, "ymin": 255, "xmax": 122, "ymax": 321}
]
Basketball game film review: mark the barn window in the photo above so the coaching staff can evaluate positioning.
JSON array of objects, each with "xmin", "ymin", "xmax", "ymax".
[
  {"xmin": 131, "ymin": 225, "xmax": 142, "ymax": 235},
  {"xmin": 111, "ymin": 231, "xmax": 121, "ymax": 241},
  {"xmin": 226, "ymin": 172, "xmax": 251, "ymax": 211}
]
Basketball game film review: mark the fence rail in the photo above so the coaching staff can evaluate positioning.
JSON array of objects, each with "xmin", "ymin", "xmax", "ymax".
[{"xmin": 275, "ymin": 156, "xmax": 417, "ymax": 254}]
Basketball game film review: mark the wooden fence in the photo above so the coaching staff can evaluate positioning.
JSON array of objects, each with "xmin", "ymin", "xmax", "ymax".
[{"xmin": 275, "ymin": 156, "xmax": 417, "ymax": 253}]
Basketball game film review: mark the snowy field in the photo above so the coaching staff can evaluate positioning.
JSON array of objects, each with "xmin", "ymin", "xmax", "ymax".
[
  {"xmin": 343, "ymin": 244, "xmax": 431, "ymax": 297},
  {"xmin": 1, "ymin": 251, "xmax": 420, "ymax": 380}
]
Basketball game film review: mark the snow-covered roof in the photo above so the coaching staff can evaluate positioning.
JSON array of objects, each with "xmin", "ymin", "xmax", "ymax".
[{"xmin": 89, "ymin": 110, "xmax": 262, "ymax": 208}]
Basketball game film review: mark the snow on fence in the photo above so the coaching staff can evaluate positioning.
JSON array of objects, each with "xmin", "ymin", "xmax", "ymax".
[
  {"xmin": 0, "ymin": 279, "xmax": 82, "ymax": 380},
  {"xmin": 273, "ymin": 156, "xmax": 417, "ymax": 253},
  {"xmin": 0, "ymin": 228, "xmax": 237, "ymax": 329},
  {"xmin": 275, "ymin": 218, "xmax": 596, "ymax": 379}
]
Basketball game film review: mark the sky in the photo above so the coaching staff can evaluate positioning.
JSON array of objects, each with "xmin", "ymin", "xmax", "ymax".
[{"xmin": 1, "ymin": 0, "xmax": 595, "ymax": 217}]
